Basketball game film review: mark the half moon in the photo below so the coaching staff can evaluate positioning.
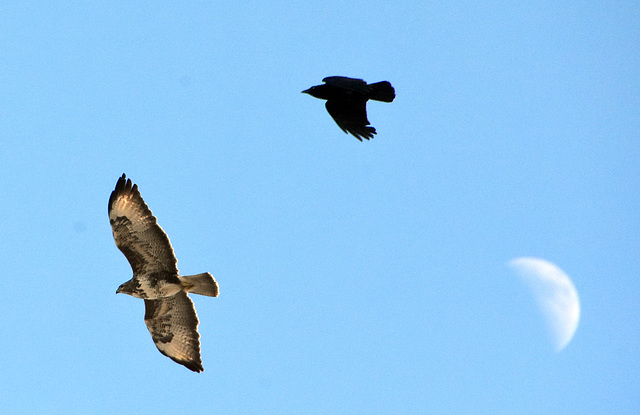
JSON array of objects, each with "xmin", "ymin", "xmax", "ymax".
[{"xmin": 508, "ymin": 257, "xmax": 580, "ymax": 352}]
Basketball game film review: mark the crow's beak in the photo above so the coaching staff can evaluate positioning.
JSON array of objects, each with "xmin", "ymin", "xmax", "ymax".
[{"xmin": 301, "ymin": 88, "xmax": 311, "ymax": 94}]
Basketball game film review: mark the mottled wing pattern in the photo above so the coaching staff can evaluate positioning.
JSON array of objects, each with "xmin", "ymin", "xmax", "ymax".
[
  {"xmin": 325, "ymin": 100, "xmax": 375, "ymax": 141},
  {"xmin": 108, "ymin": 174, "xmax": 178, "ymax": 276},
  {"xmin": 144, "ymin": 291, "xmax": 203, "ymax": 372}
]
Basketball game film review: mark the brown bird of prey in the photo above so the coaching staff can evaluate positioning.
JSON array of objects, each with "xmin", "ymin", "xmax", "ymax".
[
  {"xmin": 109, "ymin": 173, "xmax": 219, "ymax": 372},
  {"xmin": 302, "ymin": 76, "xmax": 395, "ymax": 141}
]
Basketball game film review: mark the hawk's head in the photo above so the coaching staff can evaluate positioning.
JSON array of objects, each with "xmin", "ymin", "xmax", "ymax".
[{"xmin": 116, "ymin": 279, "xmax": 142, "ymax": 298}]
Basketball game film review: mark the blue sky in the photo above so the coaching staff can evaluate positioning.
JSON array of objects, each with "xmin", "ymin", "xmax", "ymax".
[{"xmin": 1, "ymin": 1, "xmax": 638, "ymax": 413}]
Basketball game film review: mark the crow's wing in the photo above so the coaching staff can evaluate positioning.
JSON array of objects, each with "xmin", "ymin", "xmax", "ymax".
[
  {"xmin": 325, "ymin": 99, "xmax": 376, "ymax": 141},
  {"xmin": 322, "ymin": 76, "xmax": 372, "ymax": 95}
]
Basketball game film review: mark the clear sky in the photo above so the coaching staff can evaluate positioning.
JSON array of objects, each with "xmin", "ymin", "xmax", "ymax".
[{"xmin": 1, "ymin": 1, "xmax": 638, "ymax": 414}]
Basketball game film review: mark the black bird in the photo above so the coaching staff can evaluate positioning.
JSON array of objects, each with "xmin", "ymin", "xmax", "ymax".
[{"xmin": 302, "ymin": 76, "xmax": 395, "ymax": 141}]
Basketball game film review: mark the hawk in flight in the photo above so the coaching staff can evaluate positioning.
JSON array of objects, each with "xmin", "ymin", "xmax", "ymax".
[
  {"xmin": 302, "ymin": 76, "xmax": 395, "ymax": 141},
  {"xmin": 109, "ymin": 174, "xmax": 219, "ymax": 372}
]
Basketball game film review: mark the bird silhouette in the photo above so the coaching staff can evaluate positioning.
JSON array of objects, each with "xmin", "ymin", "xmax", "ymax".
[{"xmin": 303, "ymin": 76, "xmax": 395, "ymax": 141}]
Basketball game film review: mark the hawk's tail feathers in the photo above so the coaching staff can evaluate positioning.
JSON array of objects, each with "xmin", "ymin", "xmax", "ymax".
[
  {"xmin": 180, "ymin": 273, "xmax": 219, "ymax": 297},
  {"xmin": 368, "ymin": 81, "xmax": 396, "ymax": 103}
]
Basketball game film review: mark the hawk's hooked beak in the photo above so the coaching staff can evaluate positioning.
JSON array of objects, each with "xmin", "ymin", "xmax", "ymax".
[{"xmin": 116, "ymin": 284, "xmax": 124, "ymax": 294}]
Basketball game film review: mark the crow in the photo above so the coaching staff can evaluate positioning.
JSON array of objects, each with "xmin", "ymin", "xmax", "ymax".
[{"xmin": 302, "ymin": 76, "xmax": 395, "ymax": 141}]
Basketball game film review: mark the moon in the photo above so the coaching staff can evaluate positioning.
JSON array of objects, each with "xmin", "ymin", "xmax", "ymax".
[{"xmin": 508, "ymin": 257, "xmax": 580, "ymax": 352}]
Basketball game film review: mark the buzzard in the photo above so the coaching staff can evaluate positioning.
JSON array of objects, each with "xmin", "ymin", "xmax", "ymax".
[
  {"xmin": 302, "ymin": 76, "xmax": 395, "ymax": 141},
  {"xmin": 109, "ymin": 174, "xmax": 219, "ymax": 372}
]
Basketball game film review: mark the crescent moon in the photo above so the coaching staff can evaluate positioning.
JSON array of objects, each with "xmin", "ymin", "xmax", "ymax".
[{"xmin": 508, "ymin": 257, "xmax": 580, "ymax": 352}]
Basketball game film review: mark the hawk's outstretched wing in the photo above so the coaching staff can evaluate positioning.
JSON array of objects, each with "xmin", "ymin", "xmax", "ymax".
[
  {"xmin": 108, "ymin": 174, "xmax": 178, "ymax": 276},
  {"xmin": 144, "ymin": 291, "xmax": 203, "ymax": 372}
]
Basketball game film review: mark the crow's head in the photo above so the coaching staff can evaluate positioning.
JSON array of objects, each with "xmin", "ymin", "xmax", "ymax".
[{"xmin": 302, "ymin": 84, "xmax": 331, "ymax": 100}]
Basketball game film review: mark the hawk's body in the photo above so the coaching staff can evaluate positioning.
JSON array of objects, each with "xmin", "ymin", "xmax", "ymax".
[{"xmin": 109, "ymin": 174, "xmax": 218, "ymax": 372}]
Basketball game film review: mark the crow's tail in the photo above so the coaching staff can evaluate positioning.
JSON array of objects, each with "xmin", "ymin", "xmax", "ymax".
[{"xmin": 368, "ymin": 81, "xmax": 395, "ymax": 102}]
